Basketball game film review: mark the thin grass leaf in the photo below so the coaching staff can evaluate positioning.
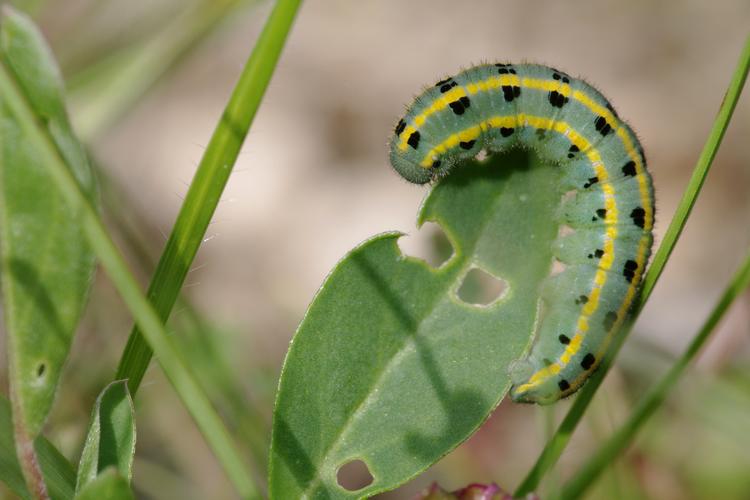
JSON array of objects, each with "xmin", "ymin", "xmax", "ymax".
[
  {"xmin": 172, "ymin": 305, "xmax": 272, "ymax": 475},
  {"xmin": 66, "ymin": 0, "xmax": 260, "ymax": 141},
  {"xmin": 96, "ymin": 162, "xmax": 272, "ymax": 475},
  {"xmin": 0, "ymin": 7, "xmax": 258, "ymax": 498},
  {"xmin": 559, "ymin": 248, "xmax": 750, "ymax": 500},
  {"xmin": 514, "ymin": 33, "xmax": 750, "ymax": 498},
  {"xmin": 75, "ymin": 381, "xmax": 135, "ymax": 494},
  {"xmin": 115, "ymin": 0, "xmax": 303, "ymax": 397}
]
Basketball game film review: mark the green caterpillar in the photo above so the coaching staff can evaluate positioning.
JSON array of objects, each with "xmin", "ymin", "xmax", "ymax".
[{"xmin": 389, "ymin": 63, "xmax": 654, "ymax": 404}]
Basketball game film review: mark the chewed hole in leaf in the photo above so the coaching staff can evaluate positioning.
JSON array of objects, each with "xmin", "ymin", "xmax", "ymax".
[
  {"xmin": 336, "ymin": 459, "xmax": 374, "ymax": 491},
  {"xmin": 550, "ymin": 224, "xmax": 574, "ymax": 277},
  {"xmin": 456, "ymin": 267, "xmax": 508, "ymax": 306},
  {"xmin": 269, "ymin": 150, "xmax": 564, "ymax": 497},
  {"xmin": 558, "ymin": 223, "xmax": 575, "ymax": 237},
  {"xmin": 550, "ymin": 259, "xmax": 566, "ymax": 277},
  {"xmin": 398, "ymin": 222, "xmax": 454, "ymax": 268}
]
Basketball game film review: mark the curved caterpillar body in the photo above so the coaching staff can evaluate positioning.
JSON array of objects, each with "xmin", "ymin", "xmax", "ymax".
[{"xmin": 389, "ymin": 63, "xmax": 654, "ymax": 404}]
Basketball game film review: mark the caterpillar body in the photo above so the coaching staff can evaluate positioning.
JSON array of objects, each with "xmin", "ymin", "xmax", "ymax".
[{"xmin": 389, "ymin": 63, "xmax": 654, "ymax": 404}]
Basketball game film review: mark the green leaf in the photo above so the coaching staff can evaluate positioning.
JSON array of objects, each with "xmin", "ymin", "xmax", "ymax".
[
  {"xmin": 0, "ymin": 7, "xmax": 96, "ymax": 496},
  {"xmin": 0, "ymin": 395, "xmax": 76, "ymax": 500},
  {"xmin": 0, "ymin": 5, "xmax": 96, "ymax": 439},
  {"xmin": 74, "ymin": 468, "xmax": 134, "ymax": 500},
  {"xmin": 269, "ymin": 151, "xmax": 561, "ymax": 498},
  {"xmin": 75, "ymin": 381, "xmax": 135, "ymax": 494},
  {"xmin": 0, "ymin": 6, "xmax": 261, "ymax": 495}
]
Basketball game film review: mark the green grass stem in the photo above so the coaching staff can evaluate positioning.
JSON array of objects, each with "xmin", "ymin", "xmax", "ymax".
[
  {"xmin": 68, "ymin": 0, "xmax": 258, "ymax": 140},
  {"xmin": 559, "ymin": 248, "xmax": 750, "ymax": 500},
  {"xmin": 514, "ymin": 34, "xmax": 750, "ymax": 498},
  {"xmin": 114, "ymin": 0, "xmax": 302, "ymax": 396},
  {"xmin": 0, "ymin": 59, "xmax": 258, "ymax": 498},
  {"xmin": 0, "ymin": 3, "xmax": 307, "ymax": 490}
]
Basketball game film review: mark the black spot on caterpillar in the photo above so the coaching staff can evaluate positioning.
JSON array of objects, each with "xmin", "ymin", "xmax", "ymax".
[{"xmin": 389, "ymin": 63, "xmax": 654, "ymax": 404}]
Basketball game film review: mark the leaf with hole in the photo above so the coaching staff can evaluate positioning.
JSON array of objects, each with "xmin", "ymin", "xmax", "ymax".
[
  {"xmin": 269, "ymin": 150, "xmax": 561, "ymax": 498},
  {"xmin": 75, "ymin": 381, "xmax": 136, "ymax": 494},
  {"xmin": 0, "ymin": 7, "xmax": 97, "ymax": 441}
]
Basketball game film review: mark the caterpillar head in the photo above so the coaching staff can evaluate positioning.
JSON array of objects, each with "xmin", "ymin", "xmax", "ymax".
[{"xmin": 388, "ymin": 141, "xmax": 435, "ymax": 184}]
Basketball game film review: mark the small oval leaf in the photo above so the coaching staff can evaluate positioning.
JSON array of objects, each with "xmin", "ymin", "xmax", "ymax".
[
  {"xmin": 269, "ymin": 151, "xmax": 561, "ymax": 498},
  {"xmin": 75, "ymin": 381, "xmax": 136, "ymax": 494},
  {"xmin": 74, "ymin": 468, "xmax": 134, "ymax": 500}
]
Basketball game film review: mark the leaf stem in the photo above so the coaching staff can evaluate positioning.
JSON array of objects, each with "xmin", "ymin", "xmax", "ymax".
[
  {"xmin": 11, "ymin": 408, "xmax": 48, "ymax": 500},
  {"xmin": 514, "ymin": 33, "xmax": 750, "ymax": 498}
]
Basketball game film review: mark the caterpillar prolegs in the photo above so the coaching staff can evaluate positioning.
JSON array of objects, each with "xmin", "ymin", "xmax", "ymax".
[{"xmin": 389, "ymin": 63, "xmax": 654, "ymax": 404}]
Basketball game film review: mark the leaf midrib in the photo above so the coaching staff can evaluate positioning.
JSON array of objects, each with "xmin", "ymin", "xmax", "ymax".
[{"xmin": 299, "ymin": 170, "xmax": 516, "ymax": 498}]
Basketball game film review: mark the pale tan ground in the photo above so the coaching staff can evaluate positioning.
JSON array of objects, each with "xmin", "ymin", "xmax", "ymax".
[{"xmin": 2, "ymin": 0, "xmax": 749, "ymax": 498}]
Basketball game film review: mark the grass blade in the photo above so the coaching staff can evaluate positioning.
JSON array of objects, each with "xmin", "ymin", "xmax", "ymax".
[
  {"xmin": 514, "ymin": 33, "xmax": 750, "ymax": 498},
  {"xmin": 0, "ymin": 13, "xmax": 260, "ymax": 500},
  {"xmin": 559, "ymin": 248, "xmax": 750, "ymax": 500},
  {"xmin": 67, "ymin": 0, "xmax": 259, "ymax": 141},
  {"xmin": 115, "ymin": 0, "xmax": 303, "ymax": 396},
  {"xmin": 96, "ymin": 161, "xmax": 273, "ymax": 475}
]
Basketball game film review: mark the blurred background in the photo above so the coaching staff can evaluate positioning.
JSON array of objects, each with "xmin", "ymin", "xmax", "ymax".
[{"xmin": 1, "ymin": 0, "xmax": 749, "ymax": 498}]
